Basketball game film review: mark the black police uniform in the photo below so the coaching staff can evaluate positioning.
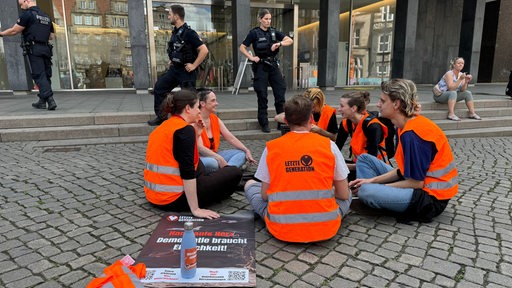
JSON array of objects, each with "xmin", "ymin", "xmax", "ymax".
[
  {"xmin": 242, "ymin": 27, "xmax": 287, "ymax": 130},
  {"xmin": 18, "ymin": 6, "xmax": 56, "ymax": 110},
  {"xmin": 149, "ymin": 23, "xmax": 203, "ymax": 125}
]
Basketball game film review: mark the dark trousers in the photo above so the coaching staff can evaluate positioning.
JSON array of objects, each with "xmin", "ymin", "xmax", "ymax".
[
  {"xmin": 153, "ymin": 66, "xmax": 196, "ymax": 118},
  {"xmin": 252, "ymin": 62, "xmax": 286, "ymax": 127},
  {"xmin": 28, "ymin": 44, "xmax": 53, "ymax": 99},
  {"xmin": 154, "ymin": 161, "xmax": 243, "ymax": 212}
]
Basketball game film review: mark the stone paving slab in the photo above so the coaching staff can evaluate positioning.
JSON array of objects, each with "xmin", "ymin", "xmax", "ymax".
[{"xmin": 0, "ymin": 136, "xmax": 511, "ymax": 287}]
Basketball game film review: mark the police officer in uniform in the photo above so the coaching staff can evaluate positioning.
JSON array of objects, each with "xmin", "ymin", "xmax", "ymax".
[
  {"xmin": 147, "ymin": 4, "xmax": 209, "ymax": 126},
  {"xmin": 0, "ymin": 0, "xmax": 56, "ymax": 110},
  {"xmin": 240, "ymin": 9, "xmax": 293, "ymax": 133}
]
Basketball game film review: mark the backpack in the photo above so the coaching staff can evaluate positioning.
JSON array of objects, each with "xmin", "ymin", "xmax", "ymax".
[
  {"xmin": 345, "ymin": 111, "xmax": 396, "ymax": 162},
  {"xmin": 506, "ymin": 70, "xmax": 512, "ymax": 97}
]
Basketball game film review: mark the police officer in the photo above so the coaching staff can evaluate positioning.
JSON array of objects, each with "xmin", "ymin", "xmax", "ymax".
[
  {"xmin": 0, "ymin": 0, "xmax": 56, "ymax": 110},
  {"xmin": 240, "ymin": 9, "xmax": 293, "ymax": 133},
  {"xmin": 147, "ymin": 4, "xmax": 209, "ymax": 126}
]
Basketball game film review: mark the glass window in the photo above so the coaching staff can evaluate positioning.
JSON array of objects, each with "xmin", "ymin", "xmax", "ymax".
[
  {"xmin": 378, "ymin": 34, "xmax": 391, "ymax": 53},
  {"xmin": 354, "ymin": 28, "xmax": 361, "ymax": 47},
  {"xmin": 52, "ymin": 0, "xmax": 133, "ymax": 89},
  {"xmin": 0, "ymin": 39, "xmax": 9, "ymax": 90},
  {"xmin": 85, "ymin": 16, "xmax": 92, "ymax": 26},
  {"xmin": 75, "ymin": 15, "xmax": 82, "ymax": 25}
]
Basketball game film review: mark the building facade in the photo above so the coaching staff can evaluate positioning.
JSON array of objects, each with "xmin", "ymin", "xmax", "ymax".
[{"xmin": 0, "ymin": 0, "xmax": 509, "ymax": 93}]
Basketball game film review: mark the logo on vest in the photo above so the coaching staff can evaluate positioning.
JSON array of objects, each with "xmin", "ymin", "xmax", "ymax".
[{"xmin": 285, "ymin": 155, "xmax": 314, "ymax": 173}]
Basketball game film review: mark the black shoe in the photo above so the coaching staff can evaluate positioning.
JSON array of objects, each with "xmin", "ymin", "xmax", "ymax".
[
  {"xmin": 261, "ymin": 124, "xmax": 270, "ymax": 133},
  {"xmin": 47, "ymin": 96, "xmax": 57, "ymax": 110},
  {"xmin": 32, "ymin": 98, "xmax": 46, "ymax": 109},
  {"xmin": 148, "ymin": 116, "xmax": 165, "ymax": 126}
]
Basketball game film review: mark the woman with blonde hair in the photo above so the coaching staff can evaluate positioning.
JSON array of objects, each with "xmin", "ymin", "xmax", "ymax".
[
  {"xmin": 433, "ymin": 57, "xmax": 481, "ymax": 121},
  {"xmin": 275, "ymin": 88, "xmax": 338, "ymax": 140}
]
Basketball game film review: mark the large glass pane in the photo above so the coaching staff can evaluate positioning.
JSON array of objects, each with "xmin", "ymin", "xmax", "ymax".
[
  {"xmin": 53, "ymin": 0, "xmax": 133, "ymax": 89},
  {"xmin": 0, "ymin": 30, "xmax": 9, "ymax": 90},
  {"xmin": 151, "ymin": 2, "xmax": 233, "ymax": 89},
  {"xmin": 347, "ymin": 0, "xmax": 395, "ymax": 85},
  {"xmin": 297, "ymin": 0, "xmax": 395, "ymax": 87}
]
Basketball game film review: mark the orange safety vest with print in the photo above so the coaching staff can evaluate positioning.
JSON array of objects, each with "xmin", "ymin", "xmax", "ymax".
[
  {"xmin": 144, "ymin": 116, "xmax": 199, "ymax": 205},
  {"xmin": 342, "ymin": 114, "xmax": 388, "ymax": 162},
  {"xmin": 200, "ymin": 113, "xmax": 221, "ymax": 152},
  {"xmin": 315, "ymin": 104, "xmax": 337, "ymax": 131},
  {"xmin": 394, "ymin": 115, "xmax": 458, "ymax": 200},
  {"xmin": 86, "ymin": 260, "xmax": 146, "ymax": 288},
  {"xmin": 265, "ymin": 132, "xmax": 341, "ymax": 242}
]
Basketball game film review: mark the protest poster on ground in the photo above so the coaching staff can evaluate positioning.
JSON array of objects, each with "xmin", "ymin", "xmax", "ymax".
[{"xmin": 137, "ymin": 211, "xmax": 256, "ymax": 287}]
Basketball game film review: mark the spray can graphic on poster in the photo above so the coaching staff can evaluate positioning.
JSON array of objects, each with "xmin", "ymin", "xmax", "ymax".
[{"xmin": 180, "ymin": 221, "xmax": 197, "ymax": 279}]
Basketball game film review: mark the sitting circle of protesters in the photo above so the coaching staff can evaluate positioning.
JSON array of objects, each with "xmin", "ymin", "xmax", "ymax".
[
  {"xmin": 245, "ymin": 95, "xmax": 352, "ymax": 243},
  {"xmin": 144, "ymin": 90, "xmax": 242, "ymax": 219},
  {"xmin": 275, "ymin": 88, "xmax": 338, "ymax": 139},
  {"xmin": 433, "ymin": 57, "xmax": 481, "ymax": 121},
  {"xmin": 336, "ymin": 91, "xmax": 391, "ymax": 182},
  {"xmin": 350, "ymin": 79, "xmax": 458, "ymax": 223},
  {"xmin": 197, "ymin": 89, "xmax": 257, "ymax": 173}
]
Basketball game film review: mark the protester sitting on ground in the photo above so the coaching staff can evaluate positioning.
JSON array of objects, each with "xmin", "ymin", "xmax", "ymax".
[
  {"xmin": 433, "ymin": 57, "xmax": 481, "ymax": 121},
  {"xmin": 336, "ymin": 91, "xmax": 390, "ymax": 182},
  {"xmin": 275, "ymin": 88, "xmax": 338, "ymax": 140},
  {"xmin": 197, "ymin": 89, "xmax": 257, "ymax": 173},
  {"xmin": 245, "ymin": 95, "xmax": 352, "ymax": 243},
  {"xmin": 350, "ymin": 79, "xmax": 458, "ymax": 223},
  {"xmin": 144, "ymin": 90, "xmax": 242, "ymax": 219}
]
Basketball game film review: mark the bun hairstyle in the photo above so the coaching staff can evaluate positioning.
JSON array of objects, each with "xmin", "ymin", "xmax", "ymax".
[
  {"xmin": 381, "ymin": 78, "xmax": 421, "ymax": 117},
  {"xmin": 302, "ymin": 88, "xmax": 325, "ymax": 110},
  {"xmin": 449, "ymin": 57, "xmax": 464, "ymax": 70},
  {"xmin": 340, "ymin": 91, "xmax": 371, "ymax": 114},
  {"xmin": 197, "ymin": 88, "xmax": 213, "ymax": 109},
  {"xmin": 162, "ymin": 89, "xmax": 198, "ymax": 115}
]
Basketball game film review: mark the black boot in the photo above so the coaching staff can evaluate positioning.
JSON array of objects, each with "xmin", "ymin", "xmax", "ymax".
[
  {"xmin": 47, "ymin": 96, "xmax": 57, "ymax": 110},
  {"xmin": 32, "ymin": 98, "xmax": 47, "ymax": 109}
]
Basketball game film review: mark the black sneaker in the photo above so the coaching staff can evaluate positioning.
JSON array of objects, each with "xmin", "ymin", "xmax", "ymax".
[
  {"xmin": 32, "ymin": 98, "xmax": 46, "ymax": 109},
  {"xmin": 148, "ymin": 116, "xmax": 165, "ymax": 126},
  {"xmin": 261, "ymin": 124, "xmax": 270, "ymax": 133}
]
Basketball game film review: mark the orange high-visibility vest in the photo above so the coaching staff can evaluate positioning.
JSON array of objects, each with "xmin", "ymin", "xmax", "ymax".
[
  {"xmin": 144, "ymin": 116, "xmax": 198, "ymax": 205},
  {"xmin": 86, "ymin": 260, "xmax": 146, "ymax": 288},
  {"xmin": 394, "ymin": 115, "xmax": 458, "ymax": 200},
  {"xmin": 200, "ymin": 113, "xmax": 221, "ymax": 152},
  {"xmin": 346, "ymin": 114, "xmax": 388, "ymax": 162},
  {"xmin": 265, "ymin": 132, "xmax": 341, "ymax": 242},
  {"xmin": 315, "ymin": 104, "xmax": 337, "ymax": 131}
]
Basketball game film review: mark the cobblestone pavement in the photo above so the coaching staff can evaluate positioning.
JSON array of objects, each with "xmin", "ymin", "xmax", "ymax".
[{"xmin": 1, "ymin": 137, "xmax": 511, "ymax": 288}]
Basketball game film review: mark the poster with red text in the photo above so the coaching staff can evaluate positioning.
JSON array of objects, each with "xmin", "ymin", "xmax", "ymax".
[{"xmin": 137, "ymin": 212, "xmax": 256, "ymax": 287}]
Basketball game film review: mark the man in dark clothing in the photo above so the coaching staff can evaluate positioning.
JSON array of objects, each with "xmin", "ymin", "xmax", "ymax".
[
  {"xmin": 240, "ymin": 8, "xmax": 293, "ymax": 133},
  {"xmin": 0, "ymin": 0, "xmax": 56, "ymax": 110},
  {"xmin": 147, "ymin": 4, "xmax": 209, "ymax": 126}
]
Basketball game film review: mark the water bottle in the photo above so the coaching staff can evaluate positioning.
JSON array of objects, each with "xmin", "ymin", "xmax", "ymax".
[{"xmin": 180, "ymin": 221, "xmax": 197, "ymax": 279}]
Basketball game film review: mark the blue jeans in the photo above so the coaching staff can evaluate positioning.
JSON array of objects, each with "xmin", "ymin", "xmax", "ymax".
[
  {"xmin": 244, "ymin": 182, "xmax": 352, "ymax": 219},
  {"xmin": 355, "ymin": 154, "xmax": 413, "ymax": 213},
  {"xmin": 200, "ymin": 149, "xmax": 246, "ymax": 174}
]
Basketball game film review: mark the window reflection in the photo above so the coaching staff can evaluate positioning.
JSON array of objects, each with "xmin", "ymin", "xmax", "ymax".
[
  {"xmin": 297, "ymin": 0, "xmax": 395, "ymax": 87},
  {"xmin": 52, "ymin": 0, "xmax": 134, "ymax": 89}
]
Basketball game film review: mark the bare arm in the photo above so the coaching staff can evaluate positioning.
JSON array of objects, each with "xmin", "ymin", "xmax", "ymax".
[
  {"xmin": 310, "ymin": 124, "xmax": 337, "ymax": 141},
  {"xmin": 260, "ymin": 182, "xmax": 270, "ymax": 201},
  {"xmin": 333, "ymin": 178, "xmax": 350, "ymax": 200},
  {"xmin": 0, "ymin": 24, "xmax": 25, "ymax": 37},
  {"xmin": 270, "ymin": 35, "xmax": 293, "ymax": 52},
  {"xmin": 182, "ymin": 179, "xmax": 219, "ymax": 219},
  {"xmin": 218, "ymin": 119, "xmax": 257, "ymax": 164},
  {"xmin": 186, "ymin": 44, "xmax": 208, "ymax": 72},
  {"xmin": 240, "ymin": 43, "xmax": 259, "ymax": 63},
  {"xmin": 197, "ymin": 137, "xmax": 228, "ymax": 168},
  {"xmin": 445, "ymin": 72, "xmax": 466, "ymax": 91}
]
